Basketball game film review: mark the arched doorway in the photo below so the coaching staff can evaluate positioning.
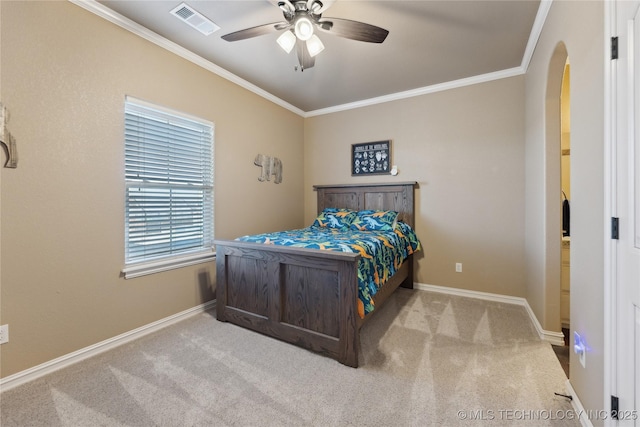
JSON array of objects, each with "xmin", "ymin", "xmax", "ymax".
[{"xmin": 544, "ymin": 42, "xmax": 569, "ymax": 338}]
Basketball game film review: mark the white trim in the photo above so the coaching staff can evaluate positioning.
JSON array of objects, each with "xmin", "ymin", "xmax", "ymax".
[
  {"xmin": 305, "ymin": 67, "xmax": 525, "ymax": 117},
  {"xmin": 566, "ymin": 379, "xmax": 595, "ymax": 427},
  {"xmin": 68, "ymin": 0, "xmax": 305, "ymax": 117},
  {"xmin": 307, "ymin": 0, "xmax": 553, "ymax": 117},
  {"xmin": 122, "ymin": 251, "xmax": 216, "ymax": 279},
  {"xmin": 603, "ymin": 0, "xmax": 616, "ymax": 423},
  {"xmin": 69, "ymin": 0, "xmax": 550, "ymax": 118},
  {"xmin": 0, "ymin": 285, "xmax": 565, "ymax": 392},
  {"xmin": 0, "ymin": 300, "xmax": 216, "ymax": 393},
  {"xmin": 125, "ymin": 95, "xmax": 215, "ymax": 128},
  {"xmin": 520, "ymin": 0, "xmax": 553, "ymax": 71},
  {"xmin": 414, "ymin": 282, "xmax": 566, "ymax": 346}
]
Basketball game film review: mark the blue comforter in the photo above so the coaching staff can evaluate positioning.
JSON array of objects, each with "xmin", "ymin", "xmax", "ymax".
[{"xmin": 237, "ymin": 222, "xmax": 421, "ymax": 317}]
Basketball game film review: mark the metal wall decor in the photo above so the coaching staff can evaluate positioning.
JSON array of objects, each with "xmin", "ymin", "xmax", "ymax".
[
  {"xmin": 254, "ymin": 154, "xmax": 283, "ymax": 183},
  {"xmin": 351, "ymin": 140, "xmax": 390, "ymax": 176},
  {"xmin": 0, "ymin": 103, "xmax": 18, "ymax": 168}
]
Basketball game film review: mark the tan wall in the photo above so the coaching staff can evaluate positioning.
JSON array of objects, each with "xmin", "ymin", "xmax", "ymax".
[
  {"xmin": 1, "ymin": 4, "xmax": 608, "ymax": 418},
  {"xmin": 304, "ymin": 77, "xmax": 526, "ymax": 297},
  {"xmin": 524, "ymin": 0, "xmax": 605, "ymax": 421},
  {"xmin": 0, "ymin": 1, "xmax": 304, "ymax": 378}
]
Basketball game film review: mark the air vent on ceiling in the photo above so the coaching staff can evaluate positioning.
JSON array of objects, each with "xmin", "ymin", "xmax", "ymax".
[{"xmin": 170, "ymin": 3, "xmax": 220, "ymax": 36}]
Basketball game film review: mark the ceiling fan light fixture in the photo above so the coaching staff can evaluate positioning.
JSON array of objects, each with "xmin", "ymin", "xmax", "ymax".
[
  {"xmin": 294, "ymin": 17, "xmax": 314, "ymax": 41},
  {"xmin": 277, "ymin": 30, "xmax": 296, "ymax": 53},
  {"xmin": 310, "ymin": 0, "xmax": 323, "ymax": 14},
  {"xmin": 306, "ymin": 34, "xmax": 325, "ymax": 57},
  {"xmin": 278, "ymin": 1, "xmax": 294, "ymax": 13},
  {"xmin": 318, "ymin": 21, "xmax": 333, "ymax": 31}
]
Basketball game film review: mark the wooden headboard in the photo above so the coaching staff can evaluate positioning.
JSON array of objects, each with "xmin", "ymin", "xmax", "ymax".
[{"xmin": 313, "ymin": 182, "xmax": 417, "ymax": 228}]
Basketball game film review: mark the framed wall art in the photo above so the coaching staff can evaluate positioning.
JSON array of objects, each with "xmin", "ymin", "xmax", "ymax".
[{"xmin": 351, "ymin": 140, "xmax": 391, "ymax": 176}]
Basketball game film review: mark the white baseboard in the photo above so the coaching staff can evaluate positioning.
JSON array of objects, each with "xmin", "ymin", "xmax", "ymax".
[
  {"xmin": 414, "ymin": 283, "xmax": 566, "ymax": 346},
  {"xmin": 1, "ymin": 284, "xmax": 565, "ymax": 392},
  {"xmin": 0, "ymin": 300, "xmax": 216, "ymax": 393},
  {"xmin": 566, "ymin": 379, "xmax": 594, "ymax": 427}
]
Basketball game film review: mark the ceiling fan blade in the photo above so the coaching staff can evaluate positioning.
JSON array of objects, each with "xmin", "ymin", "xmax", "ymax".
[
  {"xmin": 296, "ymin": 39, "xmax": 315, "ymax": 70},
  {"xmin": 317, "ymin": 18, "xmax": 389, "ymax": 43},
  {"xmin": 221, "ymin": 22, "xmax": 289, "ymax": 42}
]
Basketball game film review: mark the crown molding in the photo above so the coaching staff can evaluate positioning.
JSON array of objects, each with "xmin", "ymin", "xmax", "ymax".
[
  {"xmin": 68, "ymin": 0, "xmax": 306, "ymax": 117},
  {"xmin": 521, "ymin": 0, "xmax": 553, "ymax": 71},
  {"xmin": 304, "ymin": 67, "xmax": 526, "ymax": 117},
  {"xmin": 305, "ymin": 0, "xmax": 552, "ymax": 117},
  {"xmin": 70, "ymin": 0, "xmax": 551, "ymax": 118}
]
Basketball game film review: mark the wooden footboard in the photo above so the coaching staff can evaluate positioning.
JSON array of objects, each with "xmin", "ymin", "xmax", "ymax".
[
  {"xmin": 215, "ymin": 182, "xmax": 417, "ymax": 367},
  {"xmin": 215, "ymin": 240, "xmax": 362, "ymax": 366}
]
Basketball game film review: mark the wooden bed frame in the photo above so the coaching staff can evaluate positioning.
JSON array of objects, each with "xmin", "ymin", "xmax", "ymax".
[{"xmin": 214, "ymin": 182, "xmax": 417, "ymax": 367}]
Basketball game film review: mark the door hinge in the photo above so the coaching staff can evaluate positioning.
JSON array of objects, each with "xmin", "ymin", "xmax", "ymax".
[
  {"xmin": 612, "ymin": 36, "xmax": 619, "ymax": 60},
  {"xmin": 612, "ymin": 217, "xmax": 619, "ymax": 239},
  {"xmin": 611, "ymin": 395, "xmax": 619, "ymax": 420}
]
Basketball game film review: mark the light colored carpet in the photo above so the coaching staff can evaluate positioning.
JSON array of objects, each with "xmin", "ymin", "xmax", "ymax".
[{"xmin": 0, "ymin": 289, "xmax": 578, "ymax": 426}]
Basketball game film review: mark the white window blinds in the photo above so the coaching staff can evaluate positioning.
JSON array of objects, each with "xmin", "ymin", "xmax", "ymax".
[{"xmin": 124, "ymin": 98, "xmax": 214, "ymax": 265}]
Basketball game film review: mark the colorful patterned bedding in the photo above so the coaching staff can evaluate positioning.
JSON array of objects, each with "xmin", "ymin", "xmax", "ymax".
[{"xmin": 237, "ymin": 221, "xmax": 421, "ymax": 318}]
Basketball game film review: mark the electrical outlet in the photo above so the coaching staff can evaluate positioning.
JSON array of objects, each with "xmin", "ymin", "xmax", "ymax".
[
  {"xmin": 455, "ymin": 263, "xmax": 462, "ymax": 273},
  {"xmin": 0, "ymin": 324, "xmax": 8, "ymax": 344}
]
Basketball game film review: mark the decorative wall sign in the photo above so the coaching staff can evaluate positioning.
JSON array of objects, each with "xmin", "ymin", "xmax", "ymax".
[{"xmin": 351, "ymin": 140, "xmax": 391, "ymax": 176}]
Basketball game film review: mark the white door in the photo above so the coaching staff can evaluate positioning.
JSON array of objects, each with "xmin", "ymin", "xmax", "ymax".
[{"xmin": 614, "ymin": 0, "xmax": 640, "ymax": 423}]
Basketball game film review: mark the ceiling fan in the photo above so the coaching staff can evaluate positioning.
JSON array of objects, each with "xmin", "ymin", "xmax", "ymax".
[{"xmin": 221, "ymin": 0, "xmax": 389, "ymax": 70}]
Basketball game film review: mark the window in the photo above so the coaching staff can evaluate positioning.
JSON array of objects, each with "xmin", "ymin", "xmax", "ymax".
[{"xmin": 122, "ymin": 97, "xmax": 214, "ymax": 278}]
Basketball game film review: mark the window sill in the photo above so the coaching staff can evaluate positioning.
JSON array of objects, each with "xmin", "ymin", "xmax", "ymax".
[{"xmin": 122, "ymin": 250, "xmax": 216, "ymax": 279}]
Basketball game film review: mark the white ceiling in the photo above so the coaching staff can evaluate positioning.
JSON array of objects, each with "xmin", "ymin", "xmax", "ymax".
[{"xmin": 89, "ymin": 0, "xmax": 544, "ymax": 115}]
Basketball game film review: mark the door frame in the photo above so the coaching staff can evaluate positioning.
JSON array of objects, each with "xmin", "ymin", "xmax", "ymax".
[
  {"xmin": 604, "ymin": 0, "xmax": 639, "ymax": 423},
  {"xmin": 604, "ymin": 0, "xmax": 617, "ymax": 422}
]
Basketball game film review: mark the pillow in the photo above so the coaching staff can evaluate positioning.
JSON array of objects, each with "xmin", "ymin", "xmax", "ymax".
[
  {"xmin": 350, "ymin": 210, "xmax": 399, "ymax": 231},
  {"xmin": 311, "ymin": 208, "xmax": 357, "ymax": 230}
]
